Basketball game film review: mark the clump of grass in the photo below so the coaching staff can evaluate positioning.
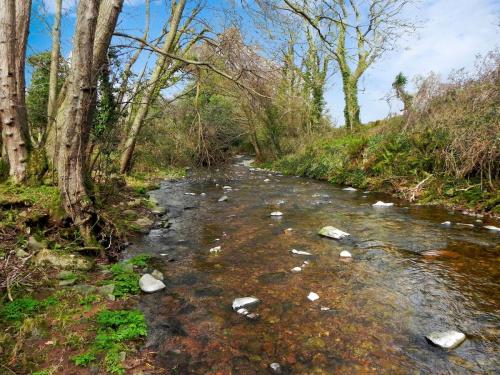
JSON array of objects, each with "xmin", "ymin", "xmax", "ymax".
[
  {"xmin": 72, "ymin": 309, "xmax": 147, "ymax": 374},
  {"xmin": 104, "ymin": 254, "xmax": 151, "ymax": 298},
  {"xmin": 0, "ymin": 296, "xmax": 58, "ymax": 323}
]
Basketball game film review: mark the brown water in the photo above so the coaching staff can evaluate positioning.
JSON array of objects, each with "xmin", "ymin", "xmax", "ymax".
[{"xmin": 129, "ymin": 158, "xmax": 500, "ymax": 374}]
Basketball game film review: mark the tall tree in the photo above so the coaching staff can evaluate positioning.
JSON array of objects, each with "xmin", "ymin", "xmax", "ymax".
[
  {"xmin": 47, "ymin": 0, "xmax": 62, "ymax": 128},
  {"xmin": 119, "ymin": 0, "xmax": 187, "ymax": 173},
  {"xmin": 281, "ymin": 0, "xmax": 414, "ymax": 129},
  {"xmin": 0, "ymin": 0, "xmax": 31, "ymax": 183},
  {"xmin": 57, "ymin": 0, "xmax": 123, "ymax": 245}
]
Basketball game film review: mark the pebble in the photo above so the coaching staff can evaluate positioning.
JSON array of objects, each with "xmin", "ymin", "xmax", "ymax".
[
  {"xmin": 441, "ymin": 221, "xmax": 451, "ymax": 225},
  {"xmin": 342, "ymin": 187, "xmax": 357, "ymax": 191},
  {"xmin": 139, "ymin": 274, "xmax": 166, "ymax": 293},
  {"xmin": 232, "ymin": 297, "xmax": 260, "ymax": 310},
  {"xmin": 270, "ymin": 363, "xmax": 282, "ymax": 373},
  {"xmin": 218, "ymin": 195, "xmax": 228, "ymax": 202},
  {"xmin": 223, "ymin": 186, "xmax": 232, "ymax": 190},
  {"xmin": 457, "ymin": 223, "xmax": 474, "ymax": 227},
  {"xmin": 291, "ymin": 267, "xmax": 302, "ymax": 272},
  {"xmin": 270, "ymin": 211, "xmax": 283, "ymax": 216},
  {"xmin": 151, "ymin": 269, "xmax": 164, "ymax": 281},
  {"xmin": 318, "ymin": 226, "xmax": 350, "ymax": 239},
  {"xmin": 340, "ymin": 250, "xmax": 352, "ymax": 258},
  {"xmin": 291, "ymin": 249, "xmax": 312, "ymax": 256},
  {"xmin": 264, "ymin": 179, "xmax": 270, "ymax": 182},
  {"xmin": 484, "ymin": 225, "xmax": 500, "ymax": 231},
  {"xmin": 209, "ymin": 246, "xmax": 221, "ymax": 254},
  {"xmin": 425, "ymin": 330, "xmax": 466, "ymax": 349},
  {"xmin": 184, "ymin": 192, "xmax": 196, "ymax": 196},
  {"xmin": 307, "ymin": 292, "xmax": 319, "ymax": 301},
  {"xmin": 372, "ymin": 201, "xmax": 394, "ymax": 207}
]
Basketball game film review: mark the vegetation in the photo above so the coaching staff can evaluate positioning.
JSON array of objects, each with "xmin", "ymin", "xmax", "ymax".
[{"xmin": 0, "ymin": 0, "xmax": 498, "ymax": 373}]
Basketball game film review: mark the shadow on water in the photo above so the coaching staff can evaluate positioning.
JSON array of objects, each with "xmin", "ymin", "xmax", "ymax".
[{"xmin": 128, "ymin": 157, "xmax": 500, "ymax": 374}]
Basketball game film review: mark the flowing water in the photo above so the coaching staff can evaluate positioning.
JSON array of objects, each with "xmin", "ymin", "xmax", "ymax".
[{"xmin": 128, "ymin": 158, "xmax": 500, "ymax": 374}]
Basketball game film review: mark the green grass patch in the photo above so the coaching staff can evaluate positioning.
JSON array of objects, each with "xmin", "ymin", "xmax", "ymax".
[
  {"xmin": 72, "ymin": 309, "xmax": 147, "ymax": 374},
  {"xmin": 0, "ymin": 296, "xmax": 58, "ymax": 323}
]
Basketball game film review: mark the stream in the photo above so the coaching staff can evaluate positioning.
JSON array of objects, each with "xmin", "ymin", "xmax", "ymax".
[{"xmin": 128, "ymin": 157, "xmax": 499, "ymax": 374}]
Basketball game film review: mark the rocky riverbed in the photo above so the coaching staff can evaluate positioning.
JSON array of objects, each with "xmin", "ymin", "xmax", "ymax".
[{"xmin": 127, "ymin": 157, "xmax": 500, "ymax": 374}]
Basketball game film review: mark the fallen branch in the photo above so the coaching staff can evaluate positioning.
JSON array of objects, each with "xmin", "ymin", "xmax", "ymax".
[{"xmin": 409, "ymin": 174, "xmax": 433, "ymax": 202}]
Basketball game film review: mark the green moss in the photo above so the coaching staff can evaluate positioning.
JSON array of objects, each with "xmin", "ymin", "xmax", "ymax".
[
  {"xmin": 73, "ymin": 309, "xmax": 147, "ymax": 374},
  {"xmin": 0, "ymin": 182, "xmax": 61, "ymax": 214},
  {"xmin": 0, "ymin": 296, "xmax": 58, "ymax": 323}
]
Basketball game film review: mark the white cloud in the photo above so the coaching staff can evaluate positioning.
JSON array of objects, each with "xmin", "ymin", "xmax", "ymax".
[{"xmin": 325, "ymin": 0, "xmax": 500, "ymax": 124}]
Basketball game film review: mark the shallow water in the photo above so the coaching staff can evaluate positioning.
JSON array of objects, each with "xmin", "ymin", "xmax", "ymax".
[{"xmin": 129, "ymin": 158, "xmax": 500, "ymax": 374}]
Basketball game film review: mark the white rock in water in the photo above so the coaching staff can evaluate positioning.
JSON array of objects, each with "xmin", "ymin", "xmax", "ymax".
[
  {"xmin": 307, "ymin": 292, "xmax": 319, "ymax": 301},
  {"xmin": 303, "ymin": 260, "xmax": 310, "ymax": 265},
  {"xmin": 236, "ymin": 308, "xmax": 249, "ymax": 315},
  {"xmin": 270, "ymin": 211, "xmax": 283, "ymax": 216},
  {"xmin": 441, "ymin": 221, "xmax": 451, "ymax": 226},
  {"xmin": 218, "ymin": 195, "xmax": 228, "ymax": 202},
  {"xmin": 223, "ymin": 185, "xmax": 232, "ymax": 190},
  {"xmin": 457, "ymin": 223, "xmax": 474, "ymax": 227},
  {"xmin": 139, "ymin": 274, "xmax": 166, "ymax": 293},
  {"xmin": 340, "ymin": 250, "xmax": 352, "ymax": 258},
  {"xmin": 320, "ymin": 306, "xmax": 330, "ymax": 311},
  {"xmin": 269, "ymin": 363, "xmax": 281, "ymax": 373},
  {"xmin": 264, "ymin": 178, "xmax": 270, "ymax": 182},
  {"xmin": 318, "ymin": 226, "xmax": 350, "ymax": 239},
  {"xmin": 291, "ymin": 266, "xmax": 302, "ymax": 272},
  {"xmin": 209, "ymin": 246, "xmax": 221, "ymax": 254},
  {"xmin": 232, "ymin": 297, "xmax": 260, "ymax": 310},
  {"xmin": 291, "ymin": 249, "xmax": 312, "ymax": 256},
  {"xmin": 484, "ymin": 225, "xmax": 500, "ymax": 231},
  {"xmin": 200, "ymin": 192, "xmax": 206, "ymax": 196},
  {"xmin": 342, "ymin": 187, "xmax": 357, "ymax": 191},
  {"xmin": 425, "ymin": 330, "xmax": 466, "ymax": 349},
  {"xmin": 184, "ymin": 192, "xmax": 196, "ymax": 196},
  {"xmin": 372, "ymin": 201, "xmax": 394, "ymax": 207}
]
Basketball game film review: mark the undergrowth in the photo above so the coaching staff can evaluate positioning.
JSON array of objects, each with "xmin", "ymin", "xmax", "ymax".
[{"xmin": 72, "ymin": 309, "xmax": 147, "ymax": 374}]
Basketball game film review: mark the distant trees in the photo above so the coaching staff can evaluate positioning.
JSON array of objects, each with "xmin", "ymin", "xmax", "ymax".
[{"xmin": 280, "ymin": 0, "xmax": 415, "ymax": 130}]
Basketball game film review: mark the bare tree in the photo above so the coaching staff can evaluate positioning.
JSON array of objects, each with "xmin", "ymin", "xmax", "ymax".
[
  {"xmin": 47, "ymin": 0, "xmax": 62, "ymax": 127},
  {"xmin": 0, "ymin": 0, "xmax": 31, "ymax": 183},
  {"xmin": 119, "ymin": 0, "xmax": 187, "ymax": 173},
  {"xmin": 280, "ymin": 0, "xmax": 414, "ymax": 129}
]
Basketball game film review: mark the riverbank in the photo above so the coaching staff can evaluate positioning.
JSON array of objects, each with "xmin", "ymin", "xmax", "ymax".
[
  {"xmin": 0, "ymin": 169, "xmax": 185, "ymax": 374},
  {"xmin": 263, "ymin": 118, "xmax": 500, "ymax": 219}
]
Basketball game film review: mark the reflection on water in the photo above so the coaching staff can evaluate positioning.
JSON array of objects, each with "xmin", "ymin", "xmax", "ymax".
[{"xmin": 129, "ymin": 159, "xmax": 500, "ymax": 374}]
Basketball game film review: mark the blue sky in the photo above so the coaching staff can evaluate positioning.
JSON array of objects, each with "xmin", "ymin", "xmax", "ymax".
[{"xmin": 28, "ymin": 0, "xmax": 499, "ymax": 124}]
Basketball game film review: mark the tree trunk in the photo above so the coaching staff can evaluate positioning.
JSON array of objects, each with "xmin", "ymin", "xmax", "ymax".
[
  {"xmin": 119, "ymin": 0, "xmax": 186, "ymax": 174},
  {"xmin": 57, "ymin": 0, "xmax": 123, "ymax": 245},
  {"xmin": 47, "ymin": 0, "xmax": 62, "ymax": 127},
  {"xmin": 341, "ymin": 72, "xmax": 361, "ymax": 130},
  {"xmin": 47, "ymin": 0, "xmax": 123, "ymax": 172},
  {"xmin": 0, "ymin": 0, "xmax": 30, "ymax": 183},
  {"xmin": 57, "ymin": 0, "xmax": 99, "ymax": 243}
]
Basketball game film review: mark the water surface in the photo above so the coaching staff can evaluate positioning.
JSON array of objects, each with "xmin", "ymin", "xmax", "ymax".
[{"xmin": 129, "ymin": 158, "xmax": 500, "ymax": 374}]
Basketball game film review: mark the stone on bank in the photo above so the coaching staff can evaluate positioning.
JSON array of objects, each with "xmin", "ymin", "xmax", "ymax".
[{"xmin": 139, "ymin": 273, "xmax": 166, "ymax": 293}]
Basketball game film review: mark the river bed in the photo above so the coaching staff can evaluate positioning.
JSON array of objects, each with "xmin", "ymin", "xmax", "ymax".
[{"xmin": 128, "ymin": 158, "xmax": 499, "ymax": 374}]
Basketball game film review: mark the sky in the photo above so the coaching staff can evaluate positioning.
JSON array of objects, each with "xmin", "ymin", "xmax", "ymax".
[{"xmin": 28, "ymin": 0, "xmax": 500, "ymax": 124}]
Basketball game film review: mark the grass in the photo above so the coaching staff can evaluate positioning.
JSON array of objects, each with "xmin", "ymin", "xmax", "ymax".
[
  {"xmin": 72, "ymin": 309, "xmax": 147, "ymax": 374},
  {"xmin": 270, "ymin": 118, "xmax": 499, "ymax": 213},
  {"xmin": 104, "ymin": 254, "xmax": 150, "ymax": 298}
]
